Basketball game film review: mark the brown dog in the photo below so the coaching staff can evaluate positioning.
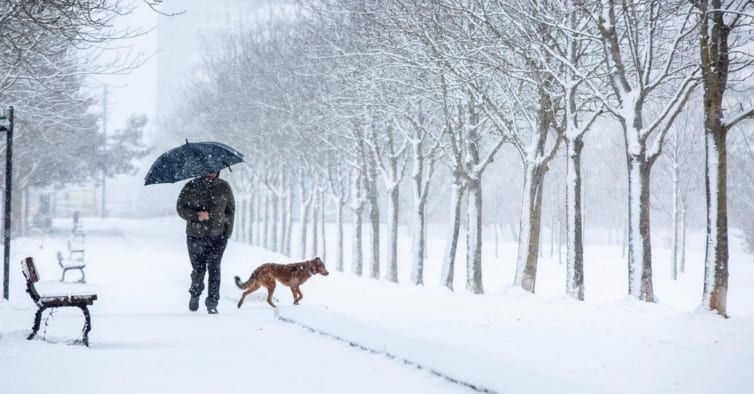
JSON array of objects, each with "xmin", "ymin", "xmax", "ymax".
[{"xmin": 235, "ymin": 257, "xmax": 329, "ymax": 308}]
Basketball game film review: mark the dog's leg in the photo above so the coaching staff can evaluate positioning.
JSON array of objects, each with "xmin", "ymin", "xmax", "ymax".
[
  {"xmin": 290, "ymin": 287, "xmax": 300, "ymax": 305},
  {"xmin": 237, "ymin": 282, "xmax": 261, "ymax": 308},
  {"xmin": 293, "ymin": 286, "xmax": 303, "ymax": 305},
  {"xmin": 265, "ymin": 283, "xmax": 277, "ymax": 308}
]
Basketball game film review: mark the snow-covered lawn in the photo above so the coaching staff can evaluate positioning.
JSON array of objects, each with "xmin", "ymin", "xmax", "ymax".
[{"xmin": 1, "ymin": 217, "xmax": 752, "ymax": 394}]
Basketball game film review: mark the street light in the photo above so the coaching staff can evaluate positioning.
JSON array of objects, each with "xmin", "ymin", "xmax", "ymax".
[{"xmin": 0, "ymin": 106, "xmax": 14, "ymax": 300}]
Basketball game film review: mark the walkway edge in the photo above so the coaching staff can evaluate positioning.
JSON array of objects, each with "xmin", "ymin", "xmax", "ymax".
[{"xmin": 274, "ymin": 305, "xmax": 607, "ymax": 394}]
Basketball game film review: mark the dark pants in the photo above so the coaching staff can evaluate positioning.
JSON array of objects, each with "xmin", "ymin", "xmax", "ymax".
[{"xmin": 187, "ymin": 235, "xmax": 228, "ymax": 308}]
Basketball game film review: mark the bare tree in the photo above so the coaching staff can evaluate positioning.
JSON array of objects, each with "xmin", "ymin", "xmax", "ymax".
[
  {"xmin": 652, "ymin": 106, "xmax": 703, "ymax": 279},
  {"xmin": 0, "ymin": 1, "xmax": 165, "ymax": 227},
  {"xmin": 0, "ymin": 1, "xmax": 161, "ymax": 94},
  {"xmin": 439, "ymin": 86, "xmax": 504, "ymax": 294},
  {"xmin": 368, "ymin": 119, "xmax": 408, "ymax": 283},
  {"xmin": 526, "ymin": 0, "xmax": 604, "ymax": 300},
  {"xmin": 400, "ymin": 102, "xmax": 441, "ymax": 286},
  {"xmin": 324, "ymin": 158, "xmax": 351, "ymax": 272},
  {"xmin": 584, "ymin": 0, "xmax": 699, "ymax": 301},
  {"xmin": 455, "ymin": 0, "xmax": 564, "ymax": 294},
  {"xmin": 409, "ymin": 1, "xmax": 506, "ymax": 294},
  {"xmin": 691, "ymin": 0, "xmax": 754, "ymax": 317},
  {"xmin": 350, "ymin": 167, "xmax": 366, "ymax": 276}
]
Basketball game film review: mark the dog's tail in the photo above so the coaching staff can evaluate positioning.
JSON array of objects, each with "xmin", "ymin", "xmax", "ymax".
[{"xmin": 235, "ymin": 271, "xmax": 257, "ymax": 289}]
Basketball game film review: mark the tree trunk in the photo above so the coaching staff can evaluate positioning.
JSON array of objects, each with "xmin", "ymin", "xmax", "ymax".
[
  {"xmin": 703, "ymin": 128, "xmax": 729, "ymax": 316},
  {"xmin": 284, "ymin": 190, "xmax": 293, "ymax": 256},
  {"xmin": 248, "ymin": 192, "xmax": 255, "ymax": 245},
  {"xmin": 251, "ymin": 192, "xmax": 257, "ymax": 245},
  {"xmin": 299, "ymin": 197, "xmax": 311, "ymax": 259},
  {"xmin": 279, "ymin": 193, "xmax": 287, "ymax": 254},
  {"xmin": 549, "ymin": 191, "xmax": 556, "ymax": 259},
  {"xmin": 270, "ymin": 194, "xmax": 278, "ymax": 252},
  {"xmin": 351, "ymin": 171, "xmax": 365, "ymax": 276},
  {"xmin": 440, "ymin": 180, "xmax": 465, "ymax": 290},
  {"xmin": 410, "ymin": 197, "xmax": 426, "ymax": 285},
  {"xmin": 238, "ymin": 197, "xmax": 247, "ymax": 243},
  {"xmin": 263, "ymin": 193, "xmax": 270, "ymax": 250},
  {"xmin": 514, "ymin": 164, "xmax": 546, "ymax": 293},
  {"xmin": 622, "ymin": 196, "xmax": 628, "ymax": 258},
  {"xmin": 320, "ymin": 190, "xmax": 327, "ymax": 262},
  {"xmin": 698, "ymin": 0, "xmax": 729, "ymax": 317},
  {"xmin": 360, "ymin": 143, "xmax": 380, "ymax": 279},
  {"xmin": 409, "ymin": 138, "xmax": 431, "ymax": 286},
  {"xmin": 385, "ymin": 185, "xmax": 399, "ymax": 283},
  {"xmin": 672, "ymin": 156, "xmax": 680, "ymax": 280},
  {"xmin": 311, "ymin": 191, "xmax": 319, "ymax": 258},
  {"xmin": 680, "ymin": 202, "xmax": 687, "ymax": 274},
  {"xmin": 466, "ymin": 180, "xmax": 484, "ymax": 294},
  {"xmin": 254, "ymin": 191, "xmax": 261, "ymax": 246},
  {"xmin": 626, "ymin": 155, "xmax": 654, "ymax": 301},
  {"xmin": 352, "ymin": 203, "xmax": 364, "ymax": 276},
  {"xmin": 245, "ymin": 197, "xmax": 252, "ymax": 243},
  {"xmin": 565, "ymin": 138, "xmax": 585, "ymax": 300},
  {"xmin": 336, "ymin": 199, "xmax": 345, "ymax": 272}
]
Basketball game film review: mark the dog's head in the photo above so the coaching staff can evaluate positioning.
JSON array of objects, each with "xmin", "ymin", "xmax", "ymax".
[{"xmin": 312, "ymin": 257, "xmax": 329, "ymax": 276}]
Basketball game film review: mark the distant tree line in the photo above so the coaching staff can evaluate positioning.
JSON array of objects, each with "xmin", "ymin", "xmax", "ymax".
[{"xmin": 163, "ymin": 0, "xmax": 754, "ymax": 317}]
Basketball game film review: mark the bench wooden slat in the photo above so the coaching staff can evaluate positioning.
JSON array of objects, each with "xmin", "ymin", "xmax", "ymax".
[{"xmin": 39, "ymin": 294, "xmax": 97, "ymax": 303}]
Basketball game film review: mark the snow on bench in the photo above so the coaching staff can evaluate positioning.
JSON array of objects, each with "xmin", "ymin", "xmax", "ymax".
[
  {"xmin": 57, "ymin": 250, "xmax": 87, "ymax": 283},
  {"xmin": 22, "ymin": 256, "xmax": 97, "ymax": 346}
]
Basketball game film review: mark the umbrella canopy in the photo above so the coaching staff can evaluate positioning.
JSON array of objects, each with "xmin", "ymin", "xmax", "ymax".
[{"xmin": 144, "ymin": 140, "xmax": 244, "ymax": 185}]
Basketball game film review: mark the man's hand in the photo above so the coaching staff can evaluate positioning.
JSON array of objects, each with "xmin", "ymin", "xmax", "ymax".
[{"xmin": 197, "ymin": 211, "xmax": 210, "ymax": 221}]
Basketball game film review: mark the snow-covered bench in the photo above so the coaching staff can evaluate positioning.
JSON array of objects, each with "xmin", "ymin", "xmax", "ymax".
[
  {"xmin": 67, "ymin": 239, "xmax": 85, "ymax": 261},
  {"xmin": 72, "ymin": 224, "xmax": 85, "ymax": 243},
  {"xmin": 22, "ymin": 257, "xmax": 97, "ymax": 346},
  {"xmin": 57, "ymin": 251, "xmax": 87, "ymax": 283}
]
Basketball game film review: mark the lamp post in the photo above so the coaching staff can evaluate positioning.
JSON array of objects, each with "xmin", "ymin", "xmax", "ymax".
[{"xmin": 1, "ymin": 106, "xmax": 13, "ymax": 300}]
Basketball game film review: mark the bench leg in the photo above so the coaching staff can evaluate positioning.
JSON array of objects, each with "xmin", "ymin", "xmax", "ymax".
[
  {"xmin": 79, "ymin": 305, "xmax": 92, "ymax": 346},
  {"xmin": 27, "ymin": 306, "xmax": 48, "ymax": 341},
  {"xmin": 61, "ymin": 268, "xmax": 67, "ymax": 282},
  {"xmin": 78, "ymin": 268, "xmax": 86, "ymax": 284}
]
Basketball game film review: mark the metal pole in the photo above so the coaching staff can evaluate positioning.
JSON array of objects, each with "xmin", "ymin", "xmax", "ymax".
[{"xmin": 2, "ymin": 107, "xmax": 13, "ymax": 300}]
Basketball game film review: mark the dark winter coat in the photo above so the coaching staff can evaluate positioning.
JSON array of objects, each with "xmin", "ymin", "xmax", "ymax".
[{"xmin": 176, "ymin": 176, "xmax": 235, "ymax": 238}]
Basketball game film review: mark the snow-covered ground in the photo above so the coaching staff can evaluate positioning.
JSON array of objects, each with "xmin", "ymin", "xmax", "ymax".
[{"xmin": 1, "ymin": 216, "xmax": 752, "ymax": 394}]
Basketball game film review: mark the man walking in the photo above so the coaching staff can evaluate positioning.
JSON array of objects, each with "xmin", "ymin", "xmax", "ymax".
[{"xmin": 176, "ymin": 171, "xmax": 235, "ymax": 314}]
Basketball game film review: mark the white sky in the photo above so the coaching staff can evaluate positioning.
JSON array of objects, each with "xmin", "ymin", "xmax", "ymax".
[{"xmin": 96, "ymin": 2, "xmax": 160, "ymax": 135}]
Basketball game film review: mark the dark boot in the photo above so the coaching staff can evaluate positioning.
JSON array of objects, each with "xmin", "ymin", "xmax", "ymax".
[
  {"xmin": 207, "ymin": 306, "xmax": 218, "ymax": 314},
  {"xmin": 189, "ymin": 295, "xmax": 199, "ymax": 312}
]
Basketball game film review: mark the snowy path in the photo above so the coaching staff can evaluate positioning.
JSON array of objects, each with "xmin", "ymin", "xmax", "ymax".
[
  {"xmin": 0, "ymin": 219, "xmax": 470, "ymax": 394},
  {"xmin": 2, "ymin": 217, "xmax": 753, "ymax": 394},
  {"xmin": 2, "ymin": 312, "xmax": 469, "ymax": 393}
]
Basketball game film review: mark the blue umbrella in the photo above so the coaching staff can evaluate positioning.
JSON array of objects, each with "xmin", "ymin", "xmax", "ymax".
[{"xmin": 144, "ymin": 140, "xmax": 244, "ymax": 185}]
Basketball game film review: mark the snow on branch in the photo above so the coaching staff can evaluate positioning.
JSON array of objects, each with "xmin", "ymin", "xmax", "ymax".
[{"xmin": 724, "ymin": 106, "xmax": 754, "ymax": 130}]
